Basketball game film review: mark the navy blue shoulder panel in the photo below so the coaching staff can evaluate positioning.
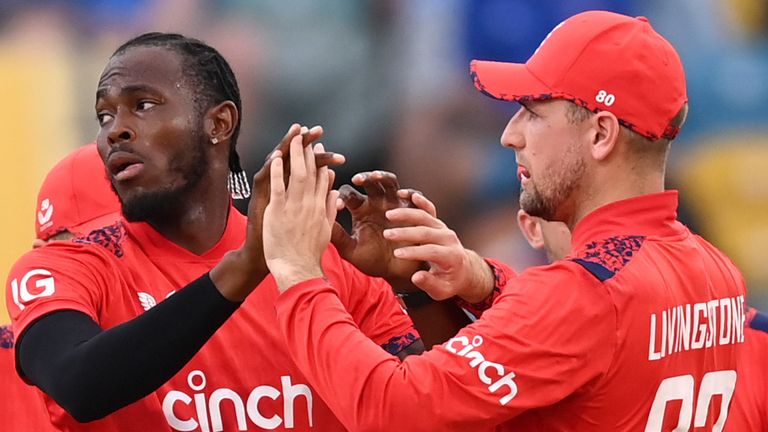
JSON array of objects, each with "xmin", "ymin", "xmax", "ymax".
[
  {"xmin": 1, "ymin": 325, "xmax": 13, "ymax": 349},
  {"xmin": 571, "ymin": 258, "xmax": 615, "ymax": 282},
  {"xmin": 749, "ymin": 311, "xmax": 768, "ymax": 334},
  {"xmin": 74, "ymin": 221, "xmax": 126, "ymax": 258},
  {"xmin": 571, "ymin": 235, "xmax": 646, "ymax": 282}
]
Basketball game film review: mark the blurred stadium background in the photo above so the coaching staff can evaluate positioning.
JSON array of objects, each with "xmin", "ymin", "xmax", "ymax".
[{"xmin": 1, "ymin": 0, "xmax": 767, "ymax": 323}]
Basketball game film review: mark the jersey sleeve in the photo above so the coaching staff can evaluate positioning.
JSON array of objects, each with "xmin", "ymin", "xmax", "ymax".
[
  {"xmin": 6, "ymin": 243, "xmax": 115, "ymax": 341},
  {"xmin": 323, "ymin": 247, "xmax": 419, "ymax": 354},
  {"xmin": 275, "ymin": 262, "xmax": 617, "ymax": 432},
  {"xmin": 455, "ymin": 257, "xmax": 517, "ymax": 319},
  {"xmin": 724, "ymin": 310, "xmax": 768, "ymax": 432}
]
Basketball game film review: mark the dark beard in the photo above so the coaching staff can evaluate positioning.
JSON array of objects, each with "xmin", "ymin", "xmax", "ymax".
[
  {"xmin": 119, "ymin": 132, "xmax": 209, "ymax": 225},
  {"xmin": 519, "ymin": 143, "xmax": 585, "ymax": 221}
]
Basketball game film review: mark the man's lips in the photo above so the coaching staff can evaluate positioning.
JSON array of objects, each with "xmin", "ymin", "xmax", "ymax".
[
  {"xmin": 517, "ymin": 165, "xmax": 531, "ymax": 183},
  {"xmin": 107, "ymin": 151, "xmax": 145, "ymax": 182}
]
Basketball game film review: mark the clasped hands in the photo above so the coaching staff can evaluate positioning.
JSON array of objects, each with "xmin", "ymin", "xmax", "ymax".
[{"xmin": 213, "ymin": 123, "xmax": 493, "ymax": 304}]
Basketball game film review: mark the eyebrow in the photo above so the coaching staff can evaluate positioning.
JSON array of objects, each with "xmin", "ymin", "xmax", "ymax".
[{"xmin": 96, "ymin": 84, "xmax": 159, "ymax": 101}]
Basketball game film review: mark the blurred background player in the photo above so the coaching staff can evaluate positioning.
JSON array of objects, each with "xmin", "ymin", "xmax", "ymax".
[
  {"xmin": 32, "ymin": 143, "xmax": 121, "ymax": 247},
  {"xmin": 2, "ymin": 142, "xmax": 119, "ymax": 432}
]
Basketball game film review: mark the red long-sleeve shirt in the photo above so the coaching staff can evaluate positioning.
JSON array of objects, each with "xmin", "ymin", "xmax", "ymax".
[
  {"xmin": 725, "ymin": 307, "xmax": 768, "ymax": 431},
  {"xmin": 276, "ymin": 191, "xmax": 747, "ymax": 431}
]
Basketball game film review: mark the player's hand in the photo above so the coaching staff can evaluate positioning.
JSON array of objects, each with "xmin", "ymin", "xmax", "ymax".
[
  {"xmin": 384, "ymin": 192, "xmax": 494, "ymax": 302},
  {"xmin": 331, "ymin": 171, "xmax": 427, "ymax": 292},
  {"xmin": 211, "ymin": 124, "xmax": 343, "ymax": 301},
  {"xmin": 263, "ymin": 138, "xmax": 339, "ymax": 292}
]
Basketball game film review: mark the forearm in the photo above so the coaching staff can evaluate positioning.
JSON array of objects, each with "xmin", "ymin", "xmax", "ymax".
[
  {"xmin": 18, "ymin": 273, "xmax": 240, "ymax": 422},
  {"xmin": 275, "ymin": 278, "xmax": 503, "ymax": 432}
]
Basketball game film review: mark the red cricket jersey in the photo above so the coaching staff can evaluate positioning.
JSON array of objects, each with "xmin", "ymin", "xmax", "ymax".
[
  {"xmin": 0, "ymin": 326, "xmax": 57, "ymax": 431},
  {"xmin": 275, "ymin": 191, "xmax": 746, "ymax": 431},
  {"xmin": 724, "ymin": 307, "xmax": 768, "ymax": 431},
  {"xmin": 6, "ymin": 207, "xmax": 417, "ymax": 432}
]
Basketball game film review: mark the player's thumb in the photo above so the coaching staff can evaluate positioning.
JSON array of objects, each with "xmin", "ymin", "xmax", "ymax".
[
  {"xmin": 411, "ymin": 271, "xmax": 452, "ymax": 301},
  {"xmin": 331, "ymin": 222, "xmax": 355, "ymax": 258}
]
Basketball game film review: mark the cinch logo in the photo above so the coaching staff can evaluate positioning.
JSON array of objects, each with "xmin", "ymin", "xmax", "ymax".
[
  {"xmin": 37, "ymin": 198, "xmax": 54, "ymax": 228},
  {"xmin": 10, "ymin": 269, "xmax": 56, "ymax": 311},
  {"xmin": 163, "ymin": 370, "xmax": 314, "ymax": 431},
  {"xmin": 445, "ymin": 335, "xmax": 518, "ymax": 405}
]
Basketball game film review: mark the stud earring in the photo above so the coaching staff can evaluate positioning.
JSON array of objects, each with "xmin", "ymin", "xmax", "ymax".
[{"xmin": 211, "ymin": 137, "xmax": 219, "ymax": 145}]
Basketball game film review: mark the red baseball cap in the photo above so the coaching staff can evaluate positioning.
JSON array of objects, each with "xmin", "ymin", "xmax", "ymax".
[
  {"xmin": 471, "ymin": 10, "xmax": 687, "ymax": 141},
  {"xmin": 35, "ymin": 143, "xmax": 121, "ymax": 240}
]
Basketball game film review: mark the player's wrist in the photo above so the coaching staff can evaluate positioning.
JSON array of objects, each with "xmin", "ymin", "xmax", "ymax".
[
  {"xmin": 457, "ymin": 250, "xmax": 495, "ymax": 304},
  {"xmin": 271, "ymin": 262, "xmax": 325, "ymax": 293},
  {"xmin": 211, "ymin": 250, "xmax": 268, "ymax": 302}
]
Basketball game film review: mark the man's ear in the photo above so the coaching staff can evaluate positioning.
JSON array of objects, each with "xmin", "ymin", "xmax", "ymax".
[
  {"xmin": 588, "ymin": 110, "xmax": 621, "ymax": 161},
  {"xmin": 204, "ymin": 101, "xmax": 238, "ymax": 145},
  {"xmin": 516, "ymin": 209, "xmax": 545, "ymax": 250}
]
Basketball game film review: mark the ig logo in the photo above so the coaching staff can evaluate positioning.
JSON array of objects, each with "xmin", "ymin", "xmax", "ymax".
[{"xmin": 11, "ymin": 269, "xmax": 56, "ymax": 311}]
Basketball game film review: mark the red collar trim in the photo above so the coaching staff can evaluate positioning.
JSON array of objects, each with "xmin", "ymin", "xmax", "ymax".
[{"xmin": 571, "ymin": 191, "xmax": 685, "ymax": 252}]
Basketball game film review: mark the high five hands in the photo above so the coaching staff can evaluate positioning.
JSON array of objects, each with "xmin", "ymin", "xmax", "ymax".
[
  {"xmin": 263, "ymin": 136, "xmax": 339, "ymax": 292},
  {"xmin": 211, "ymin": 124, "xmax": 343, "ymax": 301}
]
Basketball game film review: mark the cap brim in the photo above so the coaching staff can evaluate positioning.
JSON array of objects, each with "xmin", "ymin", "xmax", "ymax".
[{"xmin": 470, "ymin": 60, "xmax": 552, "ymax": 102}]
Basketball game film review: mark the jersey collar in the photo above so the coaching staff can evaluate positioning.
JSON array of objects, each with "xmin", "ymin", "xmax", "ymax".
[
  {"xmin": 570, "ymin": 191, "xmax": 686, "ymax": 252},
  {"xmin": 123, "ymin": 205, "xmax": 246, "ymax": 260}
]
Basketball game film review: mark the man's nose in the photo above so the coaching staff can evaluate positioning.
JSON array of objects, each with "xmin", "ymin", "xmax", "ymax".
[
  {"xmin": 500, "ymin": 107, "xmax": 525, "ymax": 150},
  {"xmin": 107, "ymin": 111, "xmax": 136, "ymax": 145}
]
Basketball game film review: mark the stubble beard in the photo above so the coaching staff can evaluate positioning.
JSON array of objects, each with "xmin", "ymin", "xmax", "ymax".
[
  {"xmin": 118, "ymin": 129, "xmax": 210, "ymax": 225},
  {"xmin": 519, "ymin": 143, "xmax": 585, "ymax": 222}
]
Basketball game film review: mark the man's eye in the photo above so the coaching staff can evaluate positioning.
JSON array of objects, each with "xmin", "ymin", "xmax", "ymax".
[
  {"xmin": 97, "ymin": 113, "xmax": 114, "ymax": 126},
  {"xmin": 137, "ymin": 101, "xmax": 157, "ymax": 111}
]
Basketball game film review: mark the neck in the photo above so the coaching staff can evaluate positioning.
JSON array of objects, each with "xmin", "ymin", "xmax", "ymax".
[
  {"xmin": 147, "ymin": 177, "xmax": 231, "ymax": 255},
  {"xmin": 566, "ymin": 167, "xmax": 665, "ymax": 230}
]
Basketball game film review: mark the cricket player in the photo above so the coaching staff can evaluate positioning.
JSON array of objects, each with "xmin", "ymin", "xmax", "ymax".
[
  {"xmin": 7, "ymin": 33, "xmax": 421, "ymax": 431},
  {"xmin": 3, "ymin": 142, "xmax": 120, "ymax": 432},
  {"xmin": 262, "ymin": 11, "xmax": 747, "ymax": 431}
]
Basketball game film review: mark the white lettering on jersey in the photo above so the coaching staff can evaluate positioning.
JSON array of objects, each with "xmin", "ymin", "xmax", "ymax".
[
  {"xmin": 163, "ymin": 370, "xmax": 314, "ymax": 431},
  {"xmin": 138, "ymin": 292, "xmax": 157, "ymax": 311},
  {"xmin": 11, "ymin": 269, "xmax": 56, "ymax": 311},
  {"xmin": 648, "ymin": 295, "xmax": 745, "ymax": 361},
  {"xmin": 445, "ymin": 335, "xmax": 517, "ymax": 405},
  {"xmin": 37, "ymin": 198, "xmax": 54, "ymax": 226}
]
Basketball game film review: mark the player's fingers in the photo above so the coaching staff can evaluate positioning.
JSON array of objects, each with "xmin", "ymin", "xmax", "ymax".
[
  {"xmin": 409, "ymin": 192, "xmax": 437, "ymax": 217},
  {"xmin": 371, "ymin": 170, "xmax": 400, "ymax": 199},
  {"xmin": 393, "ymin": 244, "xmax": 455, "ymax": 266},
  {"xmin": 269, "ymin": 157, "xmax": 286, "ymax": 206},
  {"xmin": 338, "ymin": 184, "xmax": 366, "ymax": 211},
  {"xmin": 411, "ymin": 272, "xmax": 453, "ymax": 301},
  {"xmin": 331, "ymin": 222, "xmax": 356, "ymax": 258},
  {"xmin": 356, "ymin": 172, "xmax": 387, "ymax": 200},
  {"xmin": 383, "ymin": 226, "xmax": 456, "ymax": 245},
  {"xmin": 302, "ymin": 125, "xmax": 323, "ymax": 147},
  {"xmin": 305, "ymin": 142, "xmax": 318, "ymax": 184},
  {"xmin": 288, "ymin": 134, "xmax": 307, "ymax": 196},
  {"xmin": 385, "ymin": 208, "xmax": 447, "ymax": 229},
  {"xmin": 266, "ymin": 123, "xmax": 300, "ymax": 162},
  {"xmin": 326, "ymin": 190, "xmax": 340, "ymax": 227},
  {"xmin": 315, "ymin": 145, "xmax": 329, "ymax": 201},
  {"xmin": 314, "ymin": 152, "xmax": 346, "ymax": 169},
  {"xmin": 327, "ymin": 169, "xmax": 336, "ymax": 193}
]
